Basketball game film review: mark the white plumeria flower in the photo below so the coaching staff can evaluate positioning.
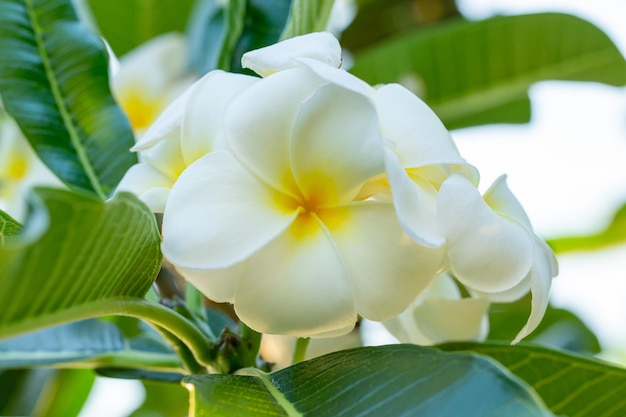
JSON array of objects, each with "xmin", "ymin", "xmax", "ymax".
[
  {"xmin": 161, "ymin": 32, "xmax": 446, "ymax": 338},
  {"xmin": 437, "ymin": 174, "xmax": 558, "ymax": 342},
  {"xmin": 383, "ymin": 273, "xmax": 490, "ymax": 345},
  {"xmin": 111, "ymin": 33, "xmax": 195, "ymax": 135},
  {"xmin": 0, "ymin": 118, "xmax": 62, "ymax": 221}
]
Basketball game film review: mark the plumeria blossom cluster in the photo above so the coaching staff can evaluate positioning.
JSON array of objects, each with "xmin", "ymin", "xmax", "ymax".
[{"xmin": 119, "ymin": 32, "xmax": 558, "ymax": 342}]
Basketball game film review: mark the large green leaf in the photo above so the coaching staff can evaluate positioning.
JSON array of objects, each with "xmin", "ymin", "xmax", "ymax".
[
  {"xmin": 442, "ymin": 343, "xmax": 626, "ymax": 417},
  {"xmin": 0, "ymin": 188, "xmax": 161, "ymax": 340},
  {"xmin": 87, "ymin": 0, "xmax": 196, "ymax": 57},
  {"xmin": 0, "ymin": 319, "xmax": 181, "ymax": 371},
  {"xmin": 0, "ymin": 0, "xmax": 136, "ymax": 198},
  {"xmin": 548, "ymin": 202, "xmax": 626, "ymax": 253},
  {"xmin": 183, "ymin": 344, "xmax": 551, "ymax": 416},
  {"xmin": 350, "ymin": 13, "xmax": 626, "ymax": 130}
]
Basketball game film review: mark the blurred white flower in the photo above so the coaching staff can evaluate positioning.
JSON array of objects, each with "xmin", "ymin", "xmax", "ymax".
[
  {"xmin": 437, "ymin": 174, "xmax": 558, "ymax": 342},
  {"xmin": 112, "ymin": 33, "xmax": 195, "ymax": 135},
  {"xmin": 0, "ymin": 118, "xmax": 62, "ymax": 221},
  {"xmin": 383, "ymin": 273, "xmax": 490, "ymax": 345},
  {"xmin": 160, "ymin": 32, "xmax": 445, "ymax": 338}
]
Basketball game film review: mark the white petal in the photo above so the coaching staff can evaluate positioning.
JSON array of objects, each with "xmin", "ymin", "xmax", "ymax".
[
  {"xmin": 438, "ymin": 174, "xmax": 534, "ymax": 292},
  {"xmin": 113, "ymin": 33, "xmax": 188, "ymax": 96},
  {"xmin": 291, "ymin": 83, "xmax": 385, "ymax": 205},
  {"xmin": 472, "ymin": 274, "xmax": 531, "ymax": 303},
  {"xmin": 225, "ymin": 67, "xmax": 326, "ymax": 196},
  {"xmin": 132, "ymin": 86, "xmax": 194, "ymax": 151},
  {"xmin": 385, "ymin": 150, "xmax": 444, "ymax": 247},
  {"xmin": 175, "ymin": 261, "xmax": 246, "ymax": 304},
  {"xmin": 411, "ymin": 297, "xmax": 490, "ymax": 344},
  {"xmin": 161, "ymin": 151, "xmax": 298, "ymax": 269},
  {"xmin": 325, "ymin": 203, "xmax": 445, "ymax": 321},
  {"xmin": 139, "ymin": 135, "xmax": 186, "ymax": 181},
  {"xmin": 242, "ymin": 32, "xmax": 341, "ymax": 77},
  {"xmin": 181, "ymin": 71, "xmax": 258, "ymax": 165},
  {"xmin": 374, "ymin": 84, "xmax": 478, "ymax": 183},
  {"xmin": 234, "ymin": 218, "xmax": 357, "ymax": 338},
  {"xmin": 483, "ymin": 175, "xmax": 532, "ymax": 230},
  {"xmin": 116, "ymin": 163, "xmax": 174, "ymax": 213},
  {"xmin": 513, "ymin": 237, "xmax": 558, "ymax": 343}
]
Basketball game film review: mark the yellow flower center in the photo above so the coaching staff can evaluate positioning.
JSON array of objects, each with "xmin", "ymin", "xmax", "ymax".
[
  {"xmin": 3, "ymin": 154, "xmax": 28, "ymax": 181},
  {"xmin": 119, "ymin": 88, "xmax": 164, "ymax": 131}
]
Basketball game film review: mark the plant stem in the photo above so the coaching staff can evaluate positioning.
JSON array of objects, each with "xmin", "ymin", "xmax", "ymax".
[
  {"xmin": 292, "ymin": 337, "xmax": 310, "ymax": 365},
  {"xmin": 0, "ymin": 296, "xmax": 216, "ymax": 369},
  {"xmin": 185, "ymin": 282, "xmax": 207, "ymax": 322}
]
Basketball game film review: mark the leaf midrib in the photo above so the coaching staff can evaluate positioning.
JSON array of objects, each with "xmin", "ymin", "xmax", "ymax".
[
  {"xmin": 239, "ymin": 368, "xmax": 303, "ymax": 417},
  {"xmin": 24, "ymin": 0, "xmax": 106, "ymax": 198}
]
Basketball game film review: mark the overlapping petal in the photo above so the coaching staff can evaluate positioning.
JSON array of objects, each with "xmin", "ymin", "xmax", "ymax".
[
  {"xmin": 484, "ymin": 175, "xmax": 532, "ymax": 229},
  {"xmin": 162, "ymin": 151, "xmax": 298, "ymax": 269},
  {"xmin": 224, "ymin": 67, "xmax": 327, "ymax": 196},
  {"xmin": 438, "ymin": 174, "xmax": 534, "ymax": 292},
  {"xmin": 385, "ymin": 150, "xmax": 443, "ymax": 247},
  {"xmin": 116, "ymin": 163, "xmax": 173, "ymax": 212},
  {"xmin": 325, "ymin": 203, "xmax": 445, "ymax": 321},
  {"xmin": 181, "ymin": 71, "xmax": 258, "ymax": 165},
  {"xmin": 291, "ymin": 84, "xmax": 384, "ymax": 205},
  {"xmin": 512, "ymin": 237, "xmax": 558, "ymax": 343},
  {"xmin": 373, "ymin": 84, "xmax": 478, "ymax": 184},
  {"xmin": 234, "ymin": 218, "xmax": 357, "ymax": 337},
  {"xmin": 242, "ymin": 32, "xmax": 341, "ymax": 77},
  {"xmin": 176, "ymin": 262, "xmax": 246, "ymax": 304}
]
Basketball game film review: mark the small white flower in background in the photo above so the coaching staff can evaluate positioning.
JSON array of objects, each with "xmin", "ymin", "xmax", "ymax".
[
  {"xmin": 383, "ymin": 273, "xmax": 490, "ymax": 345},
  {"xmin": 123, "ymin": 32, "xmax": 557, "ymax": 342},
  {"xmin": 0, "ymin": 118, "xmax": 62, "ymax": 222},
  {"xmin": 437, "ymin": 174, "xmax": 558, "ymax": 342},
  {"xmin": 111, "ymin": 33, "xmax": 195, "ymax": 135}
]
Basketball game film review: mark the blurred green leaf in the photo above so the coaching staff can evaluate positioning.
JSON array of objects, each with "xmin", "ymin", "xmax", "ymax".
[
  {"xmin": 548, "ymin": 202, "xmax": 626, "ymax": 253},
  {"xmin": 0, "ymin": 188, "xmax": 161, "ymax": 340},
  {"xmin": 32, "ymin": 369, "xmax": 95, "ymax": 417},
  {"xmin": 87, "ymin": 0, "xmax": 196, "ymax": 57},
  {"xmin": 442, "ymin": 342, "xmax": 626, "ymax": 417},
  {"xmin": 187, "ymin": 0, "xmax": 246, "ymax": 73},
  {"xmin": 0, "ymin": 209, "xmax": 21, "ymax": 240},
  {"xmin": 488, "ymin": 296, "xmax": 601, "ymax": 354},
  {"xmin": 0, "ymin": 0, "xmax": 136, "ymax": 198},
  {"xmin": 128, "ymin": 380, "xmax": 189, "ymax": 417},
  {"xmin": 230, "ymin": 0, "xmax": 292, "ymax": 73},
  {"xmin": 350, "ymin": 13, "xmax": 626, "ymax": 130},
  {"xmin": 280, "ymin": 0, "xmax": 334, "ymax": 39},
  {"xmin": 184, "ymin": 344, "xmax": 551, "ymax": 416},
  {"xmin": 0, "ymin": 319, "xmax": 181, "ymax": 372},
  {"xmin": 341, "ymin": 0, "xmax": 461, "ymax": 51}
]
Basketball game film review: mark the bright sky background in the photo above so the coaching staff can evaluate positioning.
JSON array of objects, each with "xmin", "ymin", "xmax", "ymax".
[{"xmin": 79, "ymin": 1, "xmax": 626, "ymax": 415}]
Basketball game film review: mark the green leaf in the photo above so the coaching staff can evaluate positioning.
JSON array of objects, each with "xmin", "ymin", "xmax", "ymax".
[
  {"xmin": 183, "ymin": 345, "xmax": 551, "ymax": 416},
  {"xmin": 87, "ymin": 0, "xmax": 196, "ymax": 57},
  {"xmin": 32, "ymin": 369, "xmax": 96, "ymax": 417},
  {"xmin": 0, "ymin": 209, "xmax": 22, "ymax": 241},
  {"xmin": 0, "ymin": 318, "xmax": 181, "ymax": 371},
  {"xmin": 0, "ymin": 0, "xmax": 136, "ymax": 198},
  {"xmin": 488, "ymin": 296, "xmax": 600, "ymax": 354},
  {"xmin": 350, "ymin": 13, "xmax": 626, "ymax": 129},
  {"xmin": 128, "ymin": 380, "xmax": 189, "ymax": 417},
  {"xmin": 548, "ymin": 202, "xmax": 626, "ymax": 253},
  {"xmin": 280, "ymin": 0, "xmax": 334, "ymax": 39},
  {"xmin": 340, "ymin": 0, "xmax": 461, "ymax": 52},
  {"xmin": 0, "ymin": 188, "xmax": 162, "ymax": 340},
  {"xmin": 441, "ymin": 342, "xmax": 626, "ymax": 417},
  {"xmin": 230, "ymin": 0, "xmax": 293, "ymax": 74},
  {"xmin": 187, "ymin": 0, "xmax": 246, "ymax": 74}
]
